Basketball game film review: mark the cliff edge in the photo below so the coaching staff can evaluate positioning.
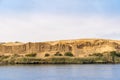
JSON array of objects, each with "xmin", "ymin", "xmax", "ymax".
[{"xmin": 0, "ymin": 39, "xmax": 120, "ymax": 58}]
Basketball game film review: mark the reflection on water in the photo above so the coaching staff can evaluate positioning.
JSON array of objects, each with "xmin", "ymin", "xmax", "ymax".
[{"xmin": 0, "ymin": 64, "xmax": 120, "ymax": 80}]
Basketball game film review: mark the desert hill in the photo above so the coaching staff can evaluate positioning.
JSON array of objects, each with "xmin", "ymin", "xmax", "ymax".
[{"xmin": 0, "ymin": 38, "xmax": 120, "ymax": 58}]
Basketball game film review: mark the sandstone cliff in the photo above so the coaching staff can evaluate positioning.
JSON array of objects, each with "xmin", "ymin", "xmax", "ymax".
[{"xmin": 0, "ymin": 39, "xmax": 120, "ymax": 58}]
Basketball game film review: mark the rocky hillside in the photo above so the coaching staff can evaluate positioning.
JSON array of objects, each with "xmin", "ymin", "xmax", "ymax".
[{"xmin": 0, "ymin": 39, "xmax": 120, "ymax": 58}]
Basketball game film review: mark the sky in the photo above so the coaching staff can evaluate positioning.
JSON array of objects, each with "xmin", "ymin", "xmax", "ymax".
[{"xmin": 0, "ymin": 0, "xmax": 120, "ymax": 42}]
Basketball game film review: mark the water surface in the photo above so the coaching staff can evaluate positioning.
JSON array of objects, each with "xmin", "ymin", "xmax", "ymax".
[{"xmin": 0, "ymin": 64, "xmax": 120, "ymax": 80}]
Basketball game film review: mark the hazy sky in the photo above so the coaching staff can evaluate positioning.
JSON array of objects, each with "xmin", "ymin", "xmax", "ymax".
[{"xmin": 0, "ymin": 0, "xmax": 120, "ymax": 42}]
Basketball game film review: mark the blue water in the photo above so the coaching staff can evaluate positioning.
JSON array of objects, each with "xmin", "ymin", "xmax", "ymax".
[{"xmin": 0, "ymin": 64, "xmax": 120, "ymax": 80}]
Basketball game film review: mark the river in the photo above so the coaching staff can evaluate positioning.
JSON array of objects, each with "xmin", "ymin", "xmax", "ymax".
[{"xmin": 0, "ymin": 64, "xmax": 120, "ymax": 80}]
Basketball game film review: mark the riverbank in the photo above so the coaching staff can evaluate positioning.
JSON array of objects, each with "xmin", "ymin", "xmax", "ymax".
[
  {"xmin": 0, "ymin": 55, "xmax": 120, "ymax": 65},
  {"xmin": 1, "ymin": 39, "xmax": 120, "ymax": 65}
]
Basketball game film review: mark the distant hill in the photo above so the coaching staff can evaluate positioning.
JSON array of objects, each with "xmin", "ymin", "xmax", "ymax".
[
  {"xmin": 0, "ymin": 38, "xmax": 120, "ymax": 57},
  {"xmin": 0, "ymin": 38, "xmax": 120, "ymax": 64}
]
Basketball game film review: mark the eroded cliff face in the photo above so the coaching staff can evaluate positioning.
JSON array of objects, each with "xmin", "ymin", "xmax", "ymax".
[{"xmin": 0, "ymin": 39, "xmax": 120, "ymax": 57}]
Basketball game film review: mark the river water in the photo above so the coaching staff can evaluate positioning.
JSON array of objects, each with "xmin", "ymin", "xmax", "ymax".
[{"xmin": 0, "ymin": 64, "xmax": 120, "ymax": 80}]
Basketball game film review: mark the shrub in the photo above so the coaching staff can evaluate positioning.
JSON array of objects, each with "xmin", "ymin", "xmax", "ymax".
[
  {"xmin": 110, "ymin": 51, "xmax": 120, "ymax": 57},
  {"xmin": 90, "ymin": 53, "xmax": 103, "ymax": 57},
  {"xmin": 54, "ymin": 52, "xmax": 63, "ymax": 56},
  {"xmin": 50, "ymin": 57, "xmax": 65, "ymax": 64},
  {"xmin": 25, "ymin": 53, "xmax": 37, "ymax": 57},
  {"xmin": 45, "ymin": 53, "xmax": 50, "ymax": 57},
  {"xmin": 0, "ymin": 55, "xmax": 10, "ymax": 59},
  {"xmin": 64, "ymin": 52, "xmax": 73, "ymax": 57},
  {"xmin": 115, "ymin": 52, "xmax": 120, "ymax": 57},
  {"xmin": 13, "ymin": 54, "xmax": 20, "ymax": 57},
  {"xmin": 110, "ymin": 51, "xmax": 117, "ymax": 63},
  {"xmin": 110, "ymin": 51, "xmax": 116, "ymax": 56}
]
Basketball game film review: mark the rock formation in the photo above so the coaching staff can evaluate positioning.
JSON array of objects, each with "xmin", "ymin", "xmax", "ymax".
[{"xmin": 0, "ymin": 39, "xmax": 120, "ymax": 58}]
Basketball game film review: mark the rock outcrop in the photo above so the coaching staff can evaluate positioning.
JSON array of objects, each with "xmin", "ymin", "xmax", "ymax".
[{"xmin": 0, "ymin": 39, "xmax": 120, "ymax": 57}]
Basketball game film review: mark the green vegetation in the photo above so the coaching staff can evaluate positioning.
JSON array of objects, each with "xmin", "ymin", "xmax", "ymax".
[
  {"xmin": 0, "ymin": 51, "xmax": 120, "ymax": 64},
  {"xmin": 110, "ymin": 51, "xmax": 120, "ymax": 57},
  {"xmin": 89, "ymin": 53, "xmax": 103, "ymax": 57},
  {"xmin": 88, "ymin": 51, "xmax": 120, "ymax": 63},
  {"xmin": 110, "ymin": 51, "xmax": 116, "ymax": 63},
  {"xmin": 45, "ymin": 53, "xmax": 50, "ymax": 57},
  {"xmin": 109, "ymin": 51, "xmax": 120, "ymax": 63},
  {"xmin": 25, "ymin": 53, "xmax": 37, "ymax": 57},
  {"xmin": 64, "ymin": 52, "xmax": 73, "ymax": 57},
  {"xmin": 0, "ymin": 55, "xmax": 10, "ymax": 59},
  {"xmin": 54, "ymin": 52, "xmax": 63, "ymax": 56}
]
